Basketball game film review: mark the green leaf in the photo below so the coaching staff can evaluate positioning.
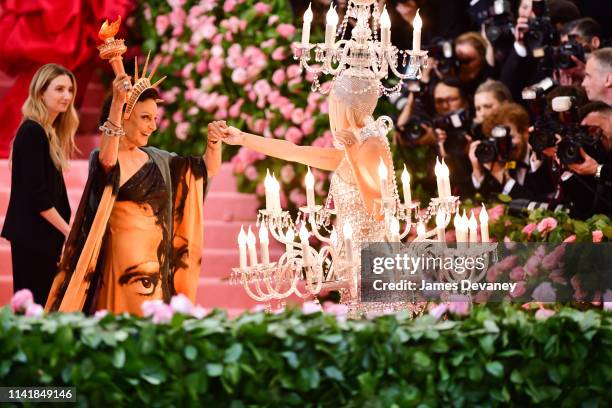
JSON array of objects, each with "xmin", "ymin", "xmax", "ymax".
[
  {"xmin": 324, "ymin": 366, "xmax": 345, "ymax": 381},
  {"xmin": 184, "ymin": 345, "xmax": 198, "ymax": 361},
  {"xmin": 206, "ymin": 363, "xmax": 223, "ymax": 377},
  {"xmin": 112, "ymin": 348, "xmax": 126, "ymax": 369},
  {"xmin": 140, "ymin": 367, "xmax": 166, "ymax": 385},
  {"xmin": 224, "ymin": 343, "xmax": 243, "ymax": 363},
  {"xmin": 485, "ymin": 361, "xmax": 504, "ymax": 378},
  {"xmin": 282, "ymin": 351, "xmax": 299, "ymax": 369}
]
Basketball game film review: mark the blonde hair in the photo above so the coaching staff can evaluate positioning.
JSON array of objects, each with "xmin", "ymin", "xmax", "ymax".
[{"xmin": 20, "ymin": 64, "xmax": 79, "ymax": 170}]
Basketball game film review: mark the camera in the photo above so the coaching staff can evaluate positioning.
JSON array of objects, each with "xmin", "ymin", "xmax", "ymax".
[
  {"xmin": 483, "ymin": 1, "xmax": 515, "ymax": 49},
  {"xmin": 428, "ymin": 38, "xmax": 460, "ymax": 76},
  {"xmin": 394, "ymin": 81, "xmax": 434, "ymax": 144},
  {"xmin": 553, "ymin": 39, "xmax": 586, "ymax": 70},
  {"xmin": 476, "ymin": 125, "xmax": 513, "ymax": 164},
  {"xmin": 523, "ymin": 0, "xmax": 558, "ymax": 58},
  {"xmin": 522, "ymin": 79, "xmax": 561, "ymax": 154},
  {"xmin": 433, "ymin": 108, "xmax": 471, "ymax": 155}
]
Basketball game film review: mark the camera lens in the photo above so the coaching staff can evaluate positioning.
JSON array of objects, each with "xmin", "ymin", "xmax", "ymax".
[
  {"xmin": 475, "ymin": 140, "xmax": 497, "ymax": 163},
  {"xmin": 557, "ymin": 138, "xmax": 581, "ymax": 165}
]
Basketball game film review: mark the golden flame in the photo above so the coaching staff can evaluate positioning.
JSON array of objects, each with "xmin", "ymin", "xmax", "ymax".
[{"xmin": 98, "ymin": 16, "xmax": 122, "ymax": 41}]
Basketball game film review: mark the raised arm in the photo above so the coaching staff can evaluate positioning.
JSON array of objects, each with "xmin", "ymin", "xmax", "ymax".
[
  {"xmin": 203, "ymin": 129, "xmax": 222, "ymax": 177},
  {"xmin": 213, "ymin": 122, "xmax": 343, "ymax": 171},
  {"xmin": 98, "ymin": 74, "xmax": 131, "ymax": 170}
]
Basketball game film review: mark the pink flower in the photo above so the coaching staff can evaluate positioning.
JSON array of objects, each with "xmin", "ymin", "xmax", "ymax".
[
  {"xmin": 542, "ymin": 245, "xmax": 565, "ymax": 270},
  {"xmin": 603, "ymin": 290, "xmax": 612, "ymax": 311},
  {"xmin": 251, "ymin": 304, "xmax": 267, "ymax": 313},
  {"xmin": 142, "ymin": 300, "xmax": 165, "ymax": 317},
  {"xmin": 253, "ymin": 79, "xmax": 272, "ymax": 98},
  {"xmin": 94, "ymin": 310, "xmax": 109, "ymax": 320},
  {"xmin": 291, "ymin": 108, "xmax": 305, "ymax": 125},
  {"xmin": 10, "ymin": 289, "xmax": 33, "ymax": 313},
  {"xmin": 170, "ymin": 293, "xmax": 193, "ymax": 314},
  {"xmin": 524, "ymin": 254, "xmax": 542, "ymax": 277},
  {"xmin": 535, "ymin": 308, "xmax": 556, "ymax": 320},
  {"xmin": 289, "ymin": 188, "xmax": 307, "ymax": 207},
  {"xmin": 448, "ymin": 295, "xmax": 470, "ymax": 316},
  {"xmin": 496, "ymin": 254, "xmax": 518, "ymax": 271},
  {"xmin": 276, "ymin": 24, "xmax": 296, "ymax": 39},
  {"xmin": 429, "ymin": 303, "xmax": 448, "ymax": 320},
  {"xmin": 486, "ymin": 265, "xmax": 502, "ymax": 283},
  {"xmin": 473, "ymin": 290, "xmax": 492, "ymax": 303},
  {"xmin": 152, "ymin": 304, "xmax": 174, "ymax": 324},
  {"xmin": 261, "ymin": 39, "xmax": 276, "ymax": 48},
  {"xmin": 285, "ymin": 126, "xmax": 303, "ymax": 144},
  {"xmin": 254, "ymin": 2, "xmax": 272, "ymax": 15},
  {"xmin": 271, "ymin": 69, "xmax": 286, "ymax": 86},
  {"xmin": 532, "ymin": 282, "xmax": 556, "ymax": 302},
  {"xmin": 245, "ymin": 165, "xmax": 258, "ymax": 181},
  {"xmin": 169, "ymin": 7, "xmax": 186, "ymax": 28},
  {"xmin": 488, "ymin": 204, "xmax": 505, "ymax": 222},
  {"xmin": 510, "ymin": 281, "xmax": 527, "ymax": 298},
  {"xmin": 286, "ymin": 64, "xmax": 302, "ymax": 79},
  {"xmin": 191, "ymin": 305, "xmax": 209, "ymax": 319},
  {"xmin": 563, "ymin": 234, "xmax": 576, "ymax": 243},
  {"xmin": 301, "ymin": 301, "xmax": 322, "ymax": 314},
  {"xmin": 268, "ymin": 15, "xmax": 279, "ymax": 25},
  {"xmin": 271, "ymin": 47, "xmax": 287, "ymax": 61},
  {"xmin": 592, "ymin": 230, "xmax": 603, "ymax": 242},
  {"xmin": 280, "ymin": 103, "xmax": 295, "ymax": 120},
  {"xmin": 231, "ymin": 68, "xmax": 248, "ymax": 84},
  {"xmin": 509, "ymin": 266, "xmax": 526, "ymax": 281},
  {"xmin": 223, "ymin": 0, "xmax": 237, "ymax": 13},
  {"xmin": 548, "ymin": 269, "xmax": 567, "ymax": 284},
  {"xmin": 155, "ymin": 15, "xmax": 170, "ymax": 35},
  {"xmin": 229, "ymin": 99, "xmax": 244, "ymax": 118},
  {"xmin": 280, "ymin": 164, "xmax": 295, "ymax": 183},
  {"xmin": 537, "ymin": 217, "xmax": 558, "ymax": 235},
  {"xmin": 25, "ymin": 303, "xmax": 43, "ymax": 318},
  {"xmin": 175, "ymin": 122, "xmax": 190, "ymax": 140},
  {"xmin": 522, "ymin": 223, "xmax": 537, "ymax": 238},
  {"xmin": 168, "ymin": 0, "xmax": 186, "ymax": 8},
  {"xmin": 301, "ymin": 118, "xmax": 315, "ymax": 135}
]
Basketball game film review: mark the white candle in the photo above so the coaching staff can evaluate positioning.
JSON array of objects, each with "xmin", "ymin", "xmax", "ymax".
[
  {"xmin": 271, "ymin": 173, "xmax": 281, "ymax": 212},
  {"xmin": 380, "ymin": 6, "xmax": 391, "ymax": 48},
  {"xmin": 378, "ymin": 158, "xmax": 388, "ymax": 201},
  {"xmin": 302, "ymin": 3, "xmax": 313, "ymax": 45},
  {"xmin": 305, "ymin": 167, "xmax": 315, "ymax": 209},
  {"xmin": 285, "ymin": 228, "xmax": 295, "ymax": 253},
  {"xmin": 343, "ymin": 222, "xmax": 353, "ymax": 264},
  {"xmin": 412, "ymin": 9, "xmax": 422, "ymax": 52},
  {"xmin": 479, "ymin": 204, "xmax": 489, "ymax": 243},
  {"xmin": 299, "ymin": 223, "xmax": 311, "ymax": 267},
  {"xmin": 325, "ymin": 4, "xmax": 338, "ymax": 48},
  {"xmin": 264, "ymin": 169, "xmax": 272, "ymax": 211},
  {"xmin": 440, "ymin": 159, "xmax": 451, "ymax": 198},
  {"xmin": 246, "ymin": 226, "xmax": 258, "ymax": 266},
  {"xmin": 434, "ymin": 157, "xmax": 444, "ymax": 199},
  {"xmin": 238, "ymin": 226, "xmax": 247, "ymax": 269},
  {"xmin": 416, "ymin": 221, "xmax": 426, "ymax": 240},
  {"xmin": 436, "ymin": 211, "xmax": 446, "ymax": 242},
  {"xmin": 401, "ymin": 165, "xmax": 411, "ymax": 206},
  {"xmin": 468, "ymin": 211, "xmax": 478, "ymax": 245},
  {"xmin": 389, "ymin": 216, "xmax": 400, "ymax": 242},
  {"xmin": 259, "ymin": 223, "xmax": 270, "ymax": 266},
  {"xmin": 454, "ymin": 213, "xmax": 464, "ymax": 247}
]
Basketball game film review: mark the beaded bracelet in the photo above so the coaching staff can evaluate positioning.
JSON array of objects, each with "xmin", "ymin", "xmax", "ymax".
[{"xmin": 99, "ymin": 120, "xmax": 125, "ymax": 137}]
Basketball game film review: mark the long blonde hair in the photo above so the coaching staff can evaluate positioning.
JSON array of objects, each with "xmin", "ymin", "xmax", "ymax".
[
  {"xmin": 328, "ymin": 93, "xmax": 372, "ymax": 137},
  {"xmin": 20, "ymin": 64, "xmax": 79, "ymax": 170}
]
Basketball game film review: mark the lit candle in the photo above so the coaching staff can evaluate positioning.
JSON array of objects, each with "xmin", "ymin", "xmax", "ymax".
[
  {"xmin": 416, "ymin": 221, "xmax": 426, "ymax": 240},
  {"xmin": 264, "ymin": 169, "xmax": 272, "ymax": 211},
  {"xmin": 259, "ymin": 223, "xmax": 270, "ymax": 266},
  {"xmin": 380, "ymin": 6, "xmax": 391, "ymax": 48},
  {"xmin": 238, "ymin": 226, "xmax": 247, "ymax": 269},
  {"xmin": 302, "ymin": 3, "xmax": 313, "ymax": 45},
  {"xmin": 343, "ymin": 222, "xmax": 353, "ymax": 264},
  {"xmin": 479, "ymin": 204, "xmax": 489, "ymax": 243},
  {"xmin": 305, "ymin": 167, "xmax": 315, "ymax": 209},
  {"xmin": 468, "ymin": 211, "xmax": 478, "ymax": 245},
  {"xmin": 436, "ymin": 211, "xmax": 446, "ymax": 242},
  {"xmin": 440, "ymin": 159, "xmax": 451, "ymax": 198},
  {"xmin": 378, "ymin": 158, "xmax": 388, "ymax": 201},
  {"xmin": 325, "ymin": 4, "xmax": 338, "ymax": 48},
  {"xmin": 401, "ymin": 165, "xmax": 411, "ymax": 206},
  {"xmin": 390, "ymin": 216, "xmax": 400, "ymax": 242},
  {"xmin": 299, "ymin": 223, "xmax": 311, "ymax": 267},
  {"xmin": 246, "ymin": 226, "xmax": 258, "ymax": 266},
  {"xmin": 285, "ymin": 228, "xmax": 295, "ymax": 254},
  {"xmin": 434, "ymin": 157, "xmax": 444, "ymax": 199},
  {"xmin": 412, "ymin": 9, "xmax": 422, "ymax": 52},
  {"xmin": 271, "ymin": 173, "xmax": 281, "ymax": 212}
]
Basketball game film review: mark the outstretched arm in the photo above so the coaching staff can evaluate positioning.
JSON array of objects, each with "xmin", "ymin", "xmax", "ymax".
[
  {"xmin": 98, "ymin": 73, "xmax": 130, "ymax": 170},
  {"xmin": 213, "ymin": 122, "xmax": 343, "ymax": 171}
]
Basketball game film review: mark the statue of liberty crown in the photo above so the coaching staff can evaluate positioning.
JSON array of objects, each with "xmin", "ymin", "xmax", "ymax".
[{"xmin": 125, "ymin": 51, "xmax": 166, "ymax": 118}]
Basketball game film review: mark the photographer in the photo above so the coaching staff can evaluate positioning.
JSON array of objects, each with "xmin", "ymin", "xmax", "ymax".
[
  {"xmin": 474, "ymin": 80, "xmax": 513, "ymax": 125},
  {"xmin": 455, "ymin": 32, "xmax": 498, "ymax": 95},
  {"xmin": 582, "ymin": 48, "xmax": 612, "ymax": 105},
  {"xmin": 554, "ymin": 18, "xmax": 603, "ymax": 86},
  {"xmin": 469, "ymin": 102, "xmax": 550, "ymax": 200}
]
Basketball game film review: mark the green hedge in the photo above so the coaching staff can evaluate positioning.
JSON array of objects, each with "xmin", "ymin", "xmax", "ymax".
[{"xmin": 1, "ymin": 305, "xmax": 611, "ymax": 407}]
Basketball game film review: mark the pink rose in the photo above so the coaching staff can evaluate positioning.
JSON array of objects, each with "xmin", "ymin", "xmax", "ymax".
[
  {"xmin": 486, "ymin": 265, "xmax": 502, "ymax": 283},
  {"xmin": 175, "ymin": 122, "xmax": 190, "ymax": 140},
  {"xmin": 592, "ymin": 230, "xmax": 603, "ymax": 242},
  {"xmin": 268, "ymin": 15, "xmax": 279, "ymax": 25},
  {"xmin": 509, "ymin": 266, "xmax": 526, "ymax": 281},
  {"xmin": 532, "ymin": 282, "xmax": 556, "ymax": 302},
  {"xmin": 535, "ymin": 308, "xmax": 555, "ymax": 320},
  {"xmin": 301, "ymin": 118, "xmax": 315, "ymax": 135},
  {"xmin": 152, "ymin": 304, "xmax": 174, "ymax": 324},
  {"xmin": 488, "ymin": 204, "xmax": 505, "ymax": 222},
  {"xmin": 276, "ymin": 23, "xmax": 296, "ymax": 39},
  {"xmin": 285, "ymin": 126, "xmax": 303, "ymax": 144},
  {"xmin": 429, "ymin": 303, "xmax": 448, "ymax": 320},
  {"xmin": 291, "ymin": 108, "xmax": 305, "ymax": 125},
  {"xmin": 524, "ymin": 254, "xmax": 542, "ymax": 277},
  {"xmin": 448, "ymin": 295, "xmax": 470, "ymax": 316},
  {"xmin": 542, "ymin": 245, "xmax": 565, "ymax": 270},
  {"xmin": 11, "ymin": 289, "xmax": 34, "ymax": 313},
  {"xmin": 271, "ymin": 47, "xmax": 287, "ymax": 61},
  {"xmin": 496, "ymin": 254, "xmax": 518, "ymax": 271},
  {"xmin": 280, "ymin": 164, "xmax": 295, "ymax": 183},
  {"xmin": 537, "ymin": 217, "xmax": 558, "ymax": 234},
  {"xmin": 286, "ymin": 64, "xmax": 302, "ymax": 79},
  {"xmin": 510, "ymin": 281, "xmax": 527, "ymax": 298},
  {"xmin": 563, "ymin": 234, "xmax": 576, "ymax": 243},
  {"xmin": 272, "ymin": 69, "xmax": 286, "ymax": 86},
  {"xmin": 169, "ymin": 7, "xmax": 186, "ymax": 28},
  {"xmin": 254, "ymin": 2, "xmax": 272, "ymax": 15},
  {"xmin": 548, "ymin": 269, "xmax": 567, "ymax": 284},
  {"xmin": 223, "ymin": 0, "xmax": 237, "ymax": 13},
  {"xmin": 231, "ymin": 68, "xmax": 248, "ymax": 84},
  {"xmin": 170, "ymin": 293, "xmax": 193, "ymax": 314},
  {"xmin": 280, "ymin": 103, "xmax": 295, "ymax": 120},
  {"xmin": 289, "ymin": 188, "xmax": 307, "ymax": 207},
  {"xmin": 142, "ymin": 299, "xmax": 165, "ymax": 317},
  {"xmin": 301, "ymin": 301, "xmax": 322, "ymax": 314},
  {"xmin": 473, "ymin": 290, "xmax": 492, "ymax": 303},
  {"xmin": 522, "ymin": 223, "xmax": 537, "ymax": 238},
  {"xmin": 245, "ymin": 165, "xmax": 259, "ymax": 181},
  {"xmin": 156, "ymin": 15, "xmax": 170, "ymax": 35},
  {"xmin": 25, "ymin": 303, "xmax": 43, "ymax": 318},
  {"xmin": 261, "ymin": 39, "xmax": 276, "ymax": 48},
  {"xmin": 229, "ymin": 99, "xmax": 244, "ymax": 118}
]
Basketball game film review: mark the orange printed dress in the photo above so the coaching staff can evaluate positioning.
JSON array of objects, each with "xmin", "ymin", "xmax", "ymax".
[{"xmin": 45, "ymin": 147, "xmax": 206, "ymax": 315}]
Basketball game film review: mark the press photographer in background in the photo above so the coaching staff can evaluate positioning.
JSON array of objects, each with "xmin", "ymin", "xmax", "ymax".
[
  {"xmin": 468, "ymin": 102, "xmax": 552, "ymax": 200},
  {"xmin": 554, "ymin": 17, "xmax": 603, "ymax": 87},
  {"xmin": 473, "ymin": 79, "xmax": 513, "ymax": 138},
  {"xmin": 582, "ymin": 48, "xmax": 612, "ymax": 106}
]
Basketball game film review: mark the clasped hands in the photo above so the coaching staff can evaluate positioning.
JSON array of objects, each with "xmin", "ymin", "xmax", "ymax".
[{"xmin": 207, "ymin": 121, "xmax": 242, "ymax": 145}]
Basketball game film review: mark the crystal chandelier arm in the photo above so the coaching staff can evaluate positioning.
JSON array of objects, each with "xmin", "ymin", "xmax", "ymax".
[
  {"xmin": 308, "ymin": 216, "xmax": 332, "ymax": 245},
  {"xmin": 323, "ymin": 41, "xmax": 351, "ymax": 76},
  {"xmin": 241, "ymin": 277, "xmax": 271, "ymax": 302},
  {"xmin": 399, "ymin": 222, "xmax": 412, "ymax": 240},
  {"xmin": 386, "ymin": 53, "xmax": 418, "ymax": 80}
]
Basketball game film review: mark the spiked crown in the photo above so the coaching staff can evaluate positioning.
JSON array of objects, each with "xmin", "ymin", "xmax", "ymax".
[{"xmin": 125, "ymin": 51, "xmax": 166, "ymax": 119}]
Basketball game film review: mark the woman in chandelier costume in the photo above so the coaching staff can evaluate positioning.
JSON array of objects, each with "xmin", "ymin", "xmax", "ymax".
[
  {"xmin": 45, "ymin": 57, "xmax": 222, "ymax": 315},
  {"xmin": 210, "ymin": 69, "xmax": 420, "ymax": 314}
]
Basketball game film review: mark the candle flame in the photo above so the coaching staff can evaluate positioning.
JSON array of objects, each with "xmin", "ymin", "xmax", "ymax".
[
  {"xmin": 326, "ymin": 4, "xmax": 338, "ymax": 26},
  {"xmin": 238, "ymin": 225, "xmax": 246, "ymax": 245},
  {"xmin": 440, "ymin": 158, "xmax": 450, "ymax": 177},
  {"xmin": 434, "ymin": 156, "xmax": 441, "ymax": 176},
  {"xmin": 380, "ymin": 6, "xmax": 391, "ymax": 29},
  {"xmin": 413, "ymin": 9, "xmax": 422, "ymax": 30},
  {"xmin": 468, "ymin": 211, "xmax": 478, "ymax": 229},
  {"xmin": 401, "ymin": 165, "xmax": 410, "ymax": 183},
  {"xmin": 299, "ymin": 223, "xmax": 310, "ymax": 242},
  {"xmin": 479, "ymin": 204, "xmax": 489, "ymax": 223},
  {"xmin": 304, "ymin": 3, "xmax": 313, "ymax": 23},
  {"xmin": 247, "ymin": 226, "xmax": 256, "ymax": 245},
  {"xmin": 98, "ymin": 16, "xmax": 122, "ymax": 41}
]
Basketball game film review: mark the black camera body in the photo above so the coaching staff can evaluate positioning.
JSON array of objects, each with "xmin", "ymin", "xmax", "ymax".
[
  {"xmin": 553, "ymin": 39, "xmax": 586, "ymax": 70},
  {"xmin": 433, "ymin": 108, "xmax": 471, "ymax": 155},
  {"xmin": 476, "ymin": 125, "xmax": 513, "ymax": 164},
  {"xmin": 557, "ymin": 125, "xmax": 602, "ymax": 165},
  {"xmin": 396, "ymin": 81, "xmax": 434, "ymax": 144},
  {"xmin": 523, "ymin": 0, "xmax": 558, "ymax": 58},
  {"xmin": 428, "ymin": 39, "xmax": 460, "ymax": 76},
  {"xmin": 522, "ymin": 79, "xmax": 560, "ymax": 154},
  {"xmin": 483, "ymin": 1, "xmax": 515, "ymax": 49}
]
